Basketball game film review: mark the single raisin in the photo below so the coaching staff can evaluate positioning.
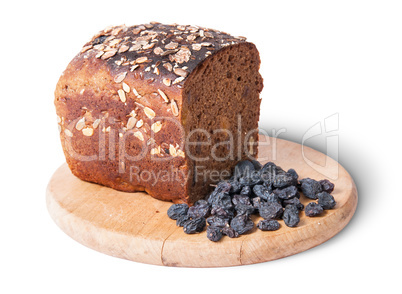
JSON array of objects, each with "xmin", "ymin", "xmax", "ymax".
[
  {"xmin": 234, "ymin": 160, "xmax": 255, "ymax": 179},
  {"xmin": 206, "ymin": 226, "xmax": 223, "ymax": 242},
  {"xmin": 257, "ymin": 219, "xmax": 280, "ymax": 231},
  {"xmin": 265, "ymin": 192, "xmax": 281, "ymax": 204},
  {"xmin": 210, "ymin": 193, "xmax": 233, "ymax": 210},
  {"xmin": 221, "ymin": 226, "xmax": 239, "ymax": 238},
  {"xmin": 305, "ymin": 202, "xmax": 324, "ymax": 217},
  {"xmin": 317, "ymin": 192, "xmax": 336, "ymax": 209},
  {"xmin": 207, "ymin": 182, "xmax": 232, "ymax": 205},
  {"xmin": 287, "ymin": 168, "xmax": 299, "ymax": 182},
  {"xmin": 228, "ymin": 179, "xmax": 242, "ymax": 194},
  {"xmin": 211, "ymin": 206, "xmax": 235, "ymax": 219},
  {"xmin": 253, "ymin": 185, "xmax": 271, "ymax": 201},
  {"xmin": 238, "ymin": 173, "xmax": 261, "ymax": 187},
  {"xmin": 273, "ymin": 185, "xmax": 299, "ymax": 200},
  {"xmin": 230, "ymin": 214, "xmax": 254, "ymax": 235},
  {"xmin": 282, "ymin": 197, "xmax": 304, "ymax": 210},
  {"xmin": 258, "ymin": 202, "xmax": 283, "ymax": 220},
  {"xmin": 273, "ymin": 173, "xmax": 294, "ymax": 188},
  {"xmin": 299, "ymin": 178, "xmax": 322, "ymax": 199},
  {"xmin": 319, "ymin": 179, "xmax": 335, "ymax": 194},
  {"xmin": 252, "ymin": 197, "xmax": 262, "ymax": 209},
  {"xmin": 235, "ymin": 203, "xmax": 255, "ymax": 215},
  {"xmin": 187, "ymin": 200, "xmax": 210, "ymax": 218},
  {"xmin": 167, "ymin": 203, "xmax": 189, "ymax": 220},
  {"xmin": 232, "ymin": 194, "xmax": 251, "ymax": 206},
  {"xmin": 283, "ymin": 204, "xmax": 300, "ymax": 227},
  {"xmin": 176, "ymin": 214, "xmax": 191, "ymax": 227},
  {"xmin": 183, "ymin": 217, "xmax": 206, "ymax": 234},
  {"xmin": 206, "ymin": 215, "xmax": 230, "ymax": 228},
  {"xmin": 251, "ymin": 160, "xmax": 263, "ymax": 171},
  {"xmin": 240, "ymin": 185, "xmax": 252, "ymax": 196}
]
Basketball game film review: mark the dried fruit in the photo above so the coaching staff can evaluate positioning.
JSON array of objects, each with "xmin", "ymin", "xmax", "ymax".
[
  {"xmin": 230, "ymin": 214, "xmax": 254, "ymax": 235},
  {"xmin": 232, "ymin": 194, "xmax": 251, "ymax": 206},
  {"xmin": 253, "ymin": 185, "xmax": 271, "ymax": 201},
  {"xmin": 240, "ymin": 185, "xmax": 252, "ymax": 196},
  {"xmin": 166, "ymin": 159, "xmax": 337, "ymax": 241},
  {"xmin": 187, "ymin": 200, "xmax": 210, "ymax": 218},
  {"xmin": 305, "ymin": 202, "xmax": 324, "ymax": 217},
  {"xmin": 235, "ymin": 203, "xmax": 255, "ymax": 216},
  {"xmin": 300, "ymin": 178, "xmax": 322, "ymax": 199},
  {"xmin": 287, "ymin": 168, "xmax": 299, "ymax": 182},
  {"xmin": 257, "ymin": 219, "xmax": 280, "ymax": 231},
  {"xmin": 221, "ymin": 226, "xmax": 239, "ymax": 238},
  {"xmin": 176, "ymin": 214, "xmax": 191, "ymax": 227},
  {"xmin": 282, "ymin": 197, "xmax": 304, "ymax": 210},
  {"xmin": 317, "ymin": 192, "xmax": 336, "ymax": 209},
  {"xmin": 273, "ymin": 185, "xmax": 299, "ymax": 200},
  {"xmin": 206, "ymin": 215, "xmax": 230, "ymax": 228},
  {"xmin": 283, "ymin": 204, "xmax": 300, "ymax": 227},
  {"xmin": 273, "ymin": 173, "xmax": 294, "ymax": 188},
  {"xmin": 319, "ymin": 179, "xmax": 335, "ymax": 194},
  {"xmin": 211, "ymin": 206, "xmax": 235, "ymax": 219},
  {"xmin": 252, "ymin": 197, "xmax": 262, "ymax": 209},
  {"xmin": 167, "ymin": 203, "xmax": 189, "ymax": 220},
  {"xmin": 258, "ymin": 202, "xmax": 283, "ymax": 220},
  {"xmin": 206, "ymin": 226, "xmax": 223, "ymax": 242},
  {"xmin": 183, "ymin": 217, "xmax": 206, "ymax": 234},
  {"xmin": 234, "ymin": 160, "xmax": 255, "ymax": 179}
]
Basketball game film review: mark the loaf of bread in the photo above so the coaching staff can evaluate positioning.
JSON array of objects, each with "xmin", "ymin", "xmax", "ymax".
[{"xmin": 55, "ymin": 22, "xmax": 263, "ymax": 204}]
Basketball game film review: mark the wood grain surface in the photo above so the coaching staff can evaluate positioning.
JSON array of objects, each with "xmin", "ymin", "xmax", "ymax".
[{"xmin": 46, "ymin": 136, "xmax": 357, "ymax": 267}]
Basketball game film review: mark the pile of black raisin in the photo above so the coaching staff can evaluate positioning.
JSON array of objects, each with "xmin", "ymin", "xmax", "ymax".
[{"xmin": 167, "ymin": 160, "xmax": 337, "ymax": 242}]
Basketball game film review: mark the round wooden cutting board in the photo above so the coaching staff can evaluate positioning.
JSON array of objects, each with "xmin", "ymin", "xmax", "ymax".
[{"xmin": 46, "ymin": 136, "xmax": 357, "ymax": 267}]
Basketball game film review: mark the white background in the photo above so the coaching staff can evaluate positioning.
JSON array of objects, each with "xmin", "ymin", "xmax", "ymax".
[{"xmin": 1, "ymin": 0, "xmax": 400, "ymax": 293}]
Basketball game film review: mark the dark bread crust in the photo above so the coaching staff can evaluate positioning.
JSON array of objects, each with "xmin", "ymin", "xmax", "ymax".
[{"xmin": 55, "ymin": 23, "xmax": 262, "ymax": 204}]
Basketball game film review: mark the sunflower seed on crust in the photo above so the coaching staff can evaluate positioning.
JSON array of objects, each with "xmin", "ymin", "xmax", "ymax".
[
  {"xmin": 133, "ymin": 131, "xmax": 144, "ymax": 141},
  {"xmin": 93, "ymin": 119, "xmax": 101, "ymax": 129},
  {"xmin": 132, "ymin": 88, "xmax": 141, "ymax": 98},
  {"xmin": 192, "ymin": 44, "xmax": 202, "ymax": 51},
  {"xmin": 150, "ymin": 146, "xmax": 160, "ymax": 155},
  {"xmin": 114, "ymin": 72, "xmax": 127, "ymax": 83},
  {"xmin": 173, "ymin": 67, "xmax": 188, "ymax": 77},
  {"xmin": 127, "ymin": 116, "xmax": 137, "ymax": 129},
  {"xmin": 144, "ymin": 107, "xmax": 155, "ymax": 119},
  {"xmin": 95, "ymin": 51, "xmax": 104, "ymax": 58},
  {"xmin": 165, "ymin": 41, "xmax": 179, "ymax": 50},
  {"xmin": 154, "ymin": 47, "xmax": 164, "ymax": 55},
  {"xmin": 64, "ymin": 129, "xmax": 73, "ymax": 137},
  {"xmin": 135, "ymin": 56, "xmax": 148, "ymax": 64},
  {"xmin": 118, "ymin": 44, "xmax": 130, "ymax": 53},
  {"xmin": 151, "ymin": 121, "xmax": 162, "ymax": 133},
  {"xmin": 147, "ymin": 138, "xmax": 156, "ymax": 146},
  {"xmin": 118, "ymin": 89, "xmax": 126, "ymax": 102},
  {"xmin": 101, "ymin": 49, "xmax": 117, "ymax": 59},
  {"xmin": 162, "ymin": 78, "xmax": 171, "ymax": 86},
  {"xmin": 169, "ymin": 144, "xmax": 177, "ymax": 156},
  {"xmin": 122, "ymin": 82, "xmax": 130, "ymax": 93},
  {"xmin": 81, "ymin": 45, "xmax": 92, "ymax": 53},
  {"xmin": 163, "ymin": 62, "xmax": 173, "ymax": 72},
  {"xmin": 172, "ymin": 76, "xmax": 185, "ymax": 84},
  {"xmin": 75, "ymin": 117, "xmax": 86, "ymax": 130},
  {"xmin": 177, "ymin": 149, "xmax": 185, "ymax": 158},
  {"xmin": 157, "ymin": 89, "xmax": 169, "ymax": 102},
  {"xmin": 136, "ymin": 119, "xmax": 144, "ymax": 128},
  {"xmin": 130, "ymin": 64, "xmax": 139, "ymax": 72},
  {"xmin": 170, "ymin": 99, "xmax": 179, "ymax": 116},
  {"xmin": 82, "ymin": 127, "xmax": 94, "ymax": 137}
]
